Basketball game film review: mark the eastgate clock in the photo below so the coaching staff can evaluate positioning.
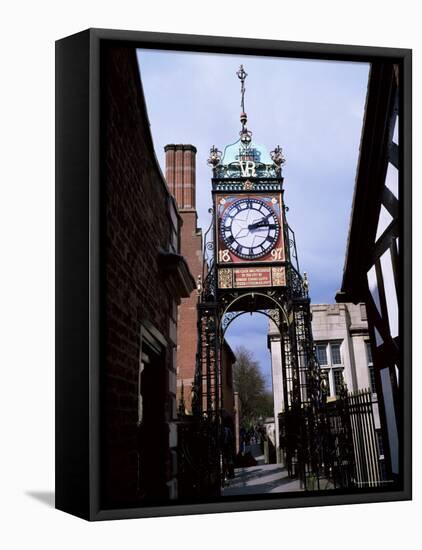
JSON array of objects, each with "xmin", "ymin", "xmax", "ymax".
[
  {"xmin": 215, "ymin": 192, "xmax": 286, "ymax": 288},
  {"xmin": 221, "ymin": 198, "xmax": 280, "ymax": 260}
]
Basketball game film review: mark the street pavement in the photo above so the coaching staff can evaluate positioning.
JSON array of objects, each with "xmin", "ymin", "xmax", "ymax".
[{"xmin": 222, "ymin": 443, "xmax": 304, "ymax": 496}]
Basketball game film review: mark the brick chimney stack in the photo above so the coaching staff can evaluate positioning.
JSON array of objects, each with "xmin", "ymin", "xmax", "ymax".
[
  {"xmin": 164, "ymin": 144, "xmax": 197, "ymax": 210},
  {"xmin": 164, "ymin": 143, "xmax": 201, "ymax": 414}
]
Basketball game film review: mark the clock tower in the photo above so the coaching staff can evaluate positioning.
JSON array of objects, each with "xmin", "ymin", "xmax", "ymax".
[
  {"xmin": 187, "ymin": 65, "xmax": 325, "ymax": 496},
  {"xmin": 209, "ymin": 65, "xmax": 287, "ymax": 294}
]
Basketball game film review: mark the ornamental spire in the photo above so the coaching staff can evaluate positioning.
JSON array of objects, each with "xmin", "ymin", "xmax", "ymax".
[
  {"xmin": 237, "ymin": 64, "xmax": 247, "ymax": 117},
  {"xmin": 236, "ymin": 65, "xmax": 252, "ymax": 145}
]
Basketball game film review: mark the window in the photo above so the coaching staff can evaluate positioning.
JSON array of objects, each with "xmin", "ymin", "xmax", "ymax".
[
  {"xmin": 315, "ymin": 341, "xmax": 344, "ymax": 398},
  {"xmin": 366, "ymin": 341, "xmax": 377, "ymax": 394},
  {"xmin": 331, "ymin": 343, "xmax": 342, "ymax": 365},
  {"xmin": 333, "ymin": 369, "xmax": 344, "ymax": 395},
  {"xmin": 368, "ymin": 365, "xmax": 377, "ymax": 394},
  {"xmin": 366, "ymin": 341, "xmax": 373, "ymax": 363},
  {"xmin": 321, "ymin": 370, "xmax": 330, "ymax": 396},
  {"xmin": 316, "ymin": 344, "xmax": 328, "ymax": 365}
]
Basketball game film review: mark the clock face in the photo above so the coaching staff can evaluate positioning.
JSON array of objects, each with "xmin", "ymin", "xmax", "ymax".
[{"xmin": 220, "ymin": 198, "xmax": 280, "ymax": 260}]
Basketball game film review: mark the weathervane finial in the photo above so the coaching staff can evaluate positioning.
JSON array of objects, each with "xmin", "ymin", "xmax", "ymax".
[
  {"xmin": 236, "ymin": 64, "xmax": 248, "ymax": 114},
  {"xmin": 236, "ymin": 65, "xmax": 252, "ymax": 145}
]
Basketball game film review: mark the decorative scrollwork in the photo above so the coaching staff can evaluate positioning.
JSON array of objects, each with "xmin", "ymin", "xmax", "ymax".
[
  {"xmin": 202, "ymin": 268, "xmax": 217, "ymax": 301},
  {"xmin": 272, "ymin": 266, "xmax": 286, "ymax": 287},
  {"xmin": 218, "ymin": 268, "xmax": 232, "ymax": 289},
  {"xmin": 302, "ymin": 271, "xmax": 310, "ymax": 296},
  {"xmin": 221, "ymin": 310, "xmax": 243, "ymax": 334},
  {"xmin": 239, "ymin": 128, "xmax": 253, "ymax": 144},
  {"xmin": 202, "ymin": 209, "xmax": 215, "ymax": 269},
  {"xmin": 207, "ymin": 145, "xmax": 222, "ymax": 168},
  {"xmin": 270, "ymin": 145, "xmax": 286, "ymax": 167},
  {"xmin": 264, "ymin": 308, "xmax": 281, "ymax": 330},
  {"xmin": 221, "ymin": 307, "xmax": 286, "ymax": 338},
  {"xmin": 290, "ymin": 267, "xmax": 307, "ymax": 299}
]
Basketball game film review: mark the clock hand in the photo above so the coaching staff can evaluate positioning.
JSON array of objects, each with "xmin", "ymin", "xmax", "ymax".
[
  {"xmin": 248, "ymin": 213, "xmax": 271, "ymax": 230},
  {"xmin": 249, "ymin": 221, "xmax": 269, "ymax": 230}
]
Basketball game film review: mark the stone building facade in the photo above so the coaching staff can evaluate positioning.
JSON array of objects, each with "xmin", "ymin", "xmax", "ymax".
[
  {"xmin": 268, "ymin": 303, "xmax": 381, "ymax": 464},
  {"xmin": 101, "ymin": 46, "xmax": 195, "ymax": 507},
  {"xmin": 311, "ymin": 303, "xmax": 376, "ymax": 398}
]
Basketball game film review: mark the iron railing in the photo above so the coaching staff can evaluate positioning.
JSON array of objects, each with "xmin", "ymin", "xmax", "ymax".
[{"xmin": 278, "ymin": 388, "xmax": 383, "ymax": 490}]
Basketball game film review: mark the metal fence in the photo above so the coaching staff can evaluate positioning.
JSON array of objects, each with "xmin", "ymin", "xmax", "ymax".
[
  {"xmin": 177, "ymin": 415, "xmax": 221, "ymax": 499},
  {"xmin": 279, "ymin": 389, "xmax": 383, "ymax": 490},
  {"xmin": 347, "ymin": 390, "xmax": 382, "ymax": 488}
]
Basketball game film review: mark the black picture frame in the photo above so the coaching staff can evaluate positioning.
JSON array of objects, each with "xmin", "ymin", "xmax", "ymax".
[{"xmin": 55, "ymin": 28, "xmax": 412, "ymax": 521}]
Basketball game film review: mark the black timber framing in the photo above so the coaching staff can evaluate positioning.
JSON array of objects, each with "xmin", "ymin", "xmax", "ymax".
[
  {"xmin": 335, "ymin": 58, "xmax": 411, "ymax": 491},
  {"xmin": 336, "ymin": 63, "xmax": 398, "ymax": 301}
]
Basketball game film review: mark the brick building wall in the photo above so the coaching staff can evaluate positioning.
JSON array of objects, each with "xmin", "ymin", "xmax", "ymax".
[
  {"xmin": 164, "ymin": 145, "xmax": 237, "ymax": 417},
  {"xmin": 175, "ymin": 210, "xmax": 203, "ymax": 412},
  {"xmin": 165, "ymin": 145, "xmax": 203, "ymax": 413},
  {"xmin": 102, "ymin": 46, "xmax": 194, "ymax": 507}
]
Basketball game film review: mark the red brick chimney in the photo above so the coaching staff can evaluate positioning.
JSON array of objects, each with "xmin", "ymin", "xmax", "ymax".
[
  {"xmin": 164, "ymin": 144, "xmax": 197, "ymax": 210},
  {"xmin": 164, "ymin": 143, "xmax": 201, "ymax": 414}
]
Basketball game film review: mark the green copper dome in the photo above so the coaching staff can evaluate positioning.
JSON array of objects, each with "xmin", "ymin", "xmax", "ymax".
[
  {"xmin": 212, "ymin": 138, "xmax": 280, "ymax": 179},
  {"xmin": 221, "ymin": 139, "xmax": 273, "ymax": 165}
]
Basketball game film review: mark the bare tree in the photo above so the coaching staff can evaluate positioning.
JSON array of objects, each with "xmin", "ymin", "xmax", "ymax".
[{"xmin": 233, "ymin": 346, "xmax": 274, "ymax": 428}]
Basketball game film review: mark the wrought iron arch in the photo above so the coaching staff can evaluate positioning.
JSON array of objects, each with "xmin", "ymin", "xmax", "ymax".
[
  {"xmin": 219, "ymin": 291, "xmax": 290, "ymax": 339},
  {"xmin": 221, "ymin": 308, "xmax": 283, "ymax": 341}
]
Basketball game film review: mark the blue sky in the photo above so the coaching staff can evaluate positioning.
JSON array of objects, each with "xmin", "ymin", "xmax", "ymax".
[{"xmin": 136, "ymin": 49, "xmax": 369, "ymax": 390}]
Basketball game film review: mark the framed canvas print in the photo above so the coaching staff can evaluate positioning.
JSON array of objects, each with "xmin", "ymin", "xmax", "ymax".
[{"xmin": 55, "ymin": 28, "xmax": 412, "ymax": 520}]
